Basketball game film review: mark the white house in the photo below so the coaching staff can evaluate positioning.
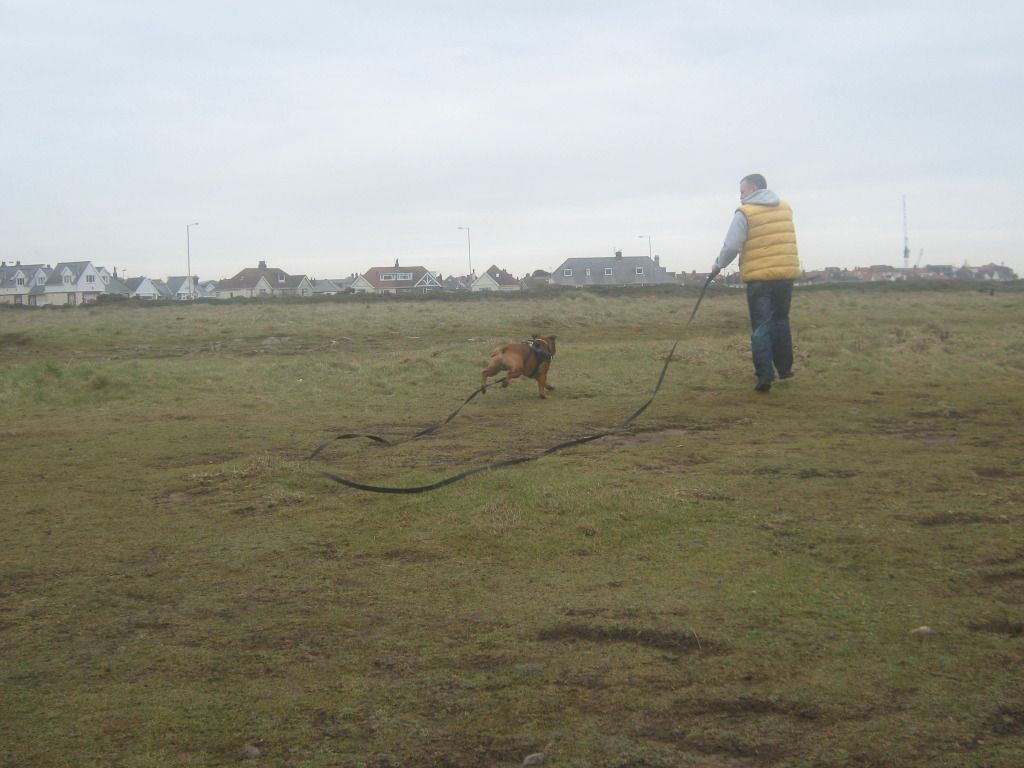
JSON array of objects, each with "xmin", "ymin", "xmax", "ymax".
[
  {"xmin": 470, "ymin": 265, "xmax": 520, "ymax": 292},
  {"xmin": 37, "ymin": 261, "xmax": 106, "ymax": 306},
  {"xmin": 165, "ymin": 276, "xmax": 199, "ymax": 300},
  {"xmin": 0, "ymin": 262, "xmax": 50, "ymax": 306},
  {"xmin": 210, "ymin": 261, "xmax": 313, "ymax": 299},
  {"xmin": 125, "ymin": 277, "xmax": 162, "ymax": 300}
]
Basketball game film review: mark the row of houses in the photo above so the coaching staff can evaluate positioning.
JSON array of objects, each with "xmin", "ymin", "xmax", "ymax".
[
  {"xmin": 3, "ymin": 255, "xmax": 1016, "ymax": 306},
  {"xmin": 0, "ymin": 261, "xmax": 204, "ymax": 306},
  {"xmin": 0, "ymin": 251, "xmax": 680, "ymax": 306},
  {"xmin": 798, "ymin": 263, "xmax": 1018, "ymax": 285}
]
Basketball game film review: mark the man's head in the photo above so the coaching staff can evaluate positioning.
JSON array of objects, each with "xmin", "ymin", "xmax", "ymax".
[{"xmin": 739, "ymin": 173, "xmax": 767, "ymax": 201}]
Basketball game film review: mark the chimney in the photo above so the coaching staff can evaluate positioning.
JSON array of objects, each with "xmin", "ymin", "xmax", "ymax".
[
  {"xmin": 614, "ymin": 250, "xmax": 622, "ymax": 260},
  {"xmin": 394, "ymin": 259, "xmax": 399, "ymax": 268},
  {"xmin": 258, "ymin": 260, "xmax": 267, "ymax": 269},
  {"xmin": 654, "ymin": 255, "xmax": 660, "ymax": 266},
  {"xmin": 16, "ymin": 260, "xmax": 21, "ymax": 266}
]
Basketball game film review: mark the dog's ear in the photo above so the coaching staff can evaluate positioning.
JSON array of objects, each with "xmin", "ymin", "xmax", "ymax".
[{"xmin": 531, "ymin": 332, "xmax": 539, "ymax": 340}]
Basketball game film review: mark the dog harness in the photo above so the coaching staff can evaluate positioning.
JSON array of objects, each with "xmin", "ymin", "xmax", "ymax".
[{"xmin": 523, "ymin": 339, "xmax": 552, "ymax": 378}]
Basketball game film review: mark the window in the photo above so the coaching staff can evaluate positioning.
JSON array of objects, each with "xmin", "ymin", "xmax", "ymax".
[
  {"xmin": 14, "ymin": 295, "xmax": 22, "ymax": 305},
  {"xmin": 585, "ymin": 268, "xmax": 591, "ymax": 277},
  {"xmin": 16, "ymin": 277, "xmax": 25, "ymax": 285},
  {"xmin": 635, "ymin": 267, "xmax": 644, "ymax": 275},
  {"xmin": 380, "ymin": 273, "xmax": 395, "ymax": 281},
  {"xmin": 604, "ymin": 268, "xmax": 613, "ymax": 276},
  {"xmin": 63, "ymin": 274, "xmax": 72, "ymax": 284},
  {"xmin": 86, "ymin": 274, "xmax": 96, "ymax": 283},
  {"xmin": 396, "ymin": 272, "xmax": 412, "ymax": 281},
  {"xmin": 38, "ymin": 277, "xmax": 45, "ymax": 285},
  {"xmin": 563, "ymin": 268, "xmax": 573, "ymax": 277}
]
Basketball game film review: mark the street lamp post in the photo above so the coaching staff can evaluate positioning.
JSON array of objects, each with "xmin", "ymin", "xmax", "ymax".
[
  {"xmin": 638, "ymin": 234, "xmax": 652, "ymax": 260},
  {"xmin": 458, "ymin": 226, "xmax": 472, "ymax": 276},
  {"xmin": 186, "ymin": 221, "xmax": 199, "ymax": 300}
]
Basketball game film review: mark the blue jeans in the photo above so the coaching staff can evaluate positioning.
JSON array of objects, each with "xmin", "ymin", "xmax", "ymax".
[{"xmin": 746, "ymin": 280, "xmax": 794, "ymax": 382}]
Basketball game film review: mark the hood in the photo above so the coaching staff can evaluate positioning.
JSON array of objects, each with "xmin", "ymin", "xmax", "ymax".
[{"xmin": 741, "ymin": 189, "xmax": 780, "ymax": 206}]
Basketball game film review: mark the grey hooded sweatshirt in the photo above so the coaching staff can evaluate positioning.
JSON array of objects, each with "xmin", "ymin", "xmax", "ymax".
[{"xmin": 715, "ymin": 188, "xmax": 781, "ymax": 272}]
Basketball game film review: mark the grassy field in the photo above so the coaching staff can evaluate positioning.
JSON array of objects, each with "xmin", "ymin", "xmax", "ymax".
[{"xmin": 2, "ymin": 283, "xmax": 1023, "ymax": 768}]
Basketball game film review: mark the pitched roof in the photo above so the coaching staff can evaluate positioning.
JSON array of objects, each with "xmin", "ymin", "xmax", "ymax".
[
  {"xmin": 0, "ymin": 263, "xmax": 48, "ymax": 288},
  {"xmin": 552, "ymin": 255, "xmax": 676, "ymax": 283},
  {"xmin": 218, "ymin": 262, "xmax": 306, "ymax": 291},
  {"xmin": 165, "ymin": 276, "xmax": 195, "ymax": 294},
  {"xmin": 362, "ymin": 265, "xmax": 440, "ymax": 290},
  {"xmin": 151, "ymin": 279, "xmax": 174, "ymax": 298},
  {"xmin": 104, "ymin": 276, "xmax": 131, "ymax": 295},
  {"xmin": 310, "ymin": 278, "xmax": 340, "ymax": 293},
  {"xmin": 125, "ymin": 277, "xmax": 154, "ymax": 292},
  {"xmin": 45, "ymin": 261, "xmax": 95, "ymax": 286},
  {"xmin": 484, "ymin": 265, "xmax": 519, "ymax": 286}
]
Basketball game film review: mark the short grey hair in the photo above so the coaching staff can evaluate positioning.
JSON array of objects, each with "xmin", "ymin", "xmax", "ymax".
[{"xmin": 741, "ymin": 174, "xmax": 767, "ymax": 190}]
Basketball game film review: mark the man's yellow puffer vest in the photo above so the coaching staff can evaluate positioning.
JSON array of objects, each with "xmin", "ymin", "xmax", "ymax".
[{"xmin": 738, "ymin": 201, "xmax": 801, "ymax": 281}]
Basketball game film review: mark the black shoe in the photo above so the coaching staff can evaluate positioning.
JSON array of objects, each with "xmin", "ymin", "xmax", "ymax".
[
  {"xmin": 779, "ymin": 371, "xmax": 794, "ymax": 380},
  {"xmin": 755, "ymin": 379, "xmax": 772, "ymax": 393}
]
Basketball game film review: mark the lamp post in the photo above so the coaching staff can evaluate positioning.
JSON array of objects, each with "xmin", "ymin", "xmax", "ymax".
[
  {"xmin": 458, "ymin": 226, "xmax": 472, "ymax": 276},
  {"xmin": 638, "ymin": 234, "xmax": 652, "ymax": 260},
  {"xmin": 186, "ymin": 221, "xmax": 199, "ymax": 300}
]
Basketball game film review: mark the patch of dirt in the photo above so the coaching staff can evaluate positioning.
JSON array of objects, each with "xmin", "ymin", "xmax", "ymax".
[
  {"xmin": 752, "ymin": 466, "xmax": 858, "ymax": 479},
  {"xmin": 537, "ymin": 623, "xmax": 722, "ymax": 654},
  {"xmin": 379, "ymin": 547, "xmax": 446, "ymax": 563},
  {"xmin": 968, "ymin": 618, "xmax": 1024, "ymax": 637},
  {"xmin": 673, "ymin": 487, "xmax": 734, "ymax": 502},
  {"xmin": 973, "ymin": 466, "xmax": 1023, "ymax": 479},
  {"xmin": 988, "ymin": 706, "xmax": 1024, "ymax": 736},
  {"xmin": 563, "ymin": 607, "xmax": 691, "ymax": 620},
  {"xmin": 916, "ymin": 512, "xmax": 1008, "ymax": 527},
  {"xmin": 980, "ymin": 567, "xmax": 1024, "ymax": 585},
  {"xmin": 601, "ymin": 428, "xmax": 694, "ymax": 447},
  {"xmin": 679, "ymin": 696, "xmax": 823, "ymax": 721},
  {"xmin": 0, "ymin": 332, "xmax": 30, "ymax": 347},
  {"xmin": 796, "ymin": 468, "xmax": 859, "ymax": 479},
  {"xmin": 636, "ymin": 718, "xmax": 783, "ymax": 766}
]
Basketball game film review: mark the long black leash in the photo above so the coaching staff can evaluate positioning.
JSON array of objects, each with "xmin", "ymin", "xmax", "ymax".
[{"xmin": 311, "ymin": 276, "xmax": 715, "ymax": 493}]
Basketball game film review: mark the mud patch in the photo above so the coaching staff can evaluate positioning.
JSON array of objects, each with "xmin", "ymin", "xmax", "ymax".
[
  {"xmin": 679, "ymin": 696, "xmax": 823, "ymax": 721},
  {"xmin": 636, "ymin": 717, "xmax": 783, "ymax": 766},
  {"xmin": 379, "ymin": 547, "xmax": 445, "ymax": 563},
  {"xmin": 537, "ymin": 623, "xmax": 721, "ymax": 654},
  {"xmin": 796, "ymin": 468, "xmax": 859, "ymax": 479},
  {"xmin": 916, "ymin": 512, "xmax": 1008, "ymax": 527},
  {"xmin": 0, "ymin": 332, "xmax": 31, "ymax": 347},
  {"xmin": 988, "ymin": 706, "xmax": 1024, "ymax": 736},
  {"xmin": 601, "ymin": 428, "xmax": 694, "ymax": 447},
  {"xmin": 968, "ymin": 618, "xmax": 1024, "ymax": 637},
  {"xmin": 980, "ymin": 567, "xmax": 1024, "ymax": 585},
  {"xmin": 973, "ymin": 466, "xmax": 1023, "ymax": 479}
]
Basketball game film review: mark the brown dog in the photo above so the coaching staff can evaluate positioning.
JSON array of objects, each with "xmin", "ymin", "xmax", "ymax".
[{"xmin": 481, "ymin": 334, "xmax": 557, "ymax": 398}]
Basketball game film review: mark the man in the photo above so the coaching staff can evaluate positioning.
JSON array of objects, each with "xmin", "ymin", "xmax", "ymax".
[{"xmin": 711, "ymin": 174, "xmax": 800, "ymax": 393}]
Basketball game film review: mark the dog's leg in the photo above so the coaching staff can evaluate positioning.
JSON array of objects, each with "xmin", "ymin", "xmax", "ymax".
[
  {"xmin": 481, "ymin": 357, "xmax": 505, "ymax": 393},
  {"xmin": 536, "ymin": 369, "xmax": 549, "ymax": 398},
  {"xmin": 503, "ymin": 366, "xmax": 523, "ymax": 388}
]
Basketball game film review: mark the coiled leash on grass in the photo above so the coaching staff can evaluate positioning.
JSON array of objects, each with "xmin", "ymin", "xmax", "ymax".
[{"xmin": 311, "ymin": 275, "xmax": 715, "ymax": 493}]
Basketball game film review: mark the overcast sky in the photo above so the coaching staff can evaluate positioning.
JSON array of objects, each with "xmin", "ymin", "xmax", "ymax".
[{"xmin": 2, "ymin": 1, "xmax": 1021, "ymax": 281}]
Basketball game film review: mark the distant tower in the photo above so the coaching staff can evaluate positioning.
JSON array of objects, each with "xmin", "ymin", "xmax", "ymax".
[{"xmin": 902, "ymin": 195, "xmax": 910, "ymax": 269}]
